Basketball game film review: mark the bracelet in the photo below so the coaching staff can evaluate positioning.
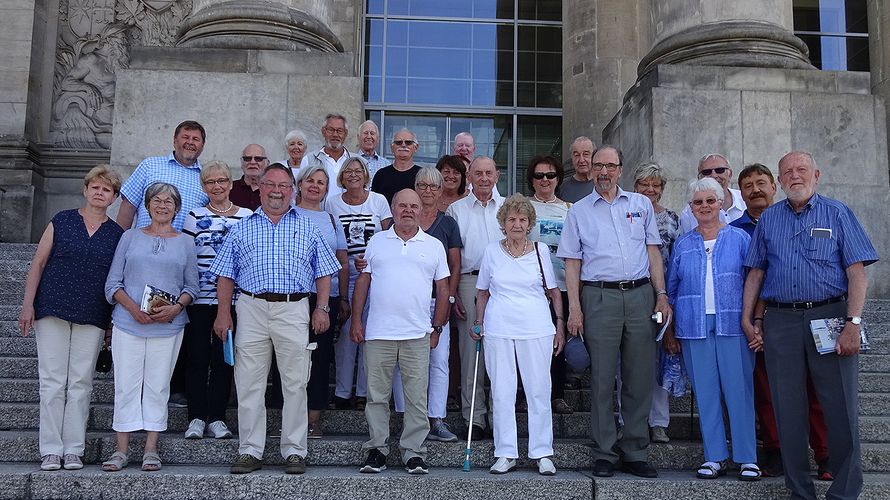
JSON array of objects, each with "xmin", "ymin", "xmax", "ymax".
[
  {"xmin": 656, "ymin": 290, "xmax": 668, "ymax": 296},
  {"xmin": 753, "ymin": 317, "xmax": 764, "ymax": 323},
  {"xmin": 176, "ymin": 302, "xmax": 185, "ymax": 310}
]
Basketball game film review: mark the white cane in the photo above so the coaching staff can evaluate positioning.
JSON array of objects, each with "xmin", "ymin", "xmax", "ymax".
[{"xmin": 462, "ymin": 333, "xmax": 482, "ymax": 472}]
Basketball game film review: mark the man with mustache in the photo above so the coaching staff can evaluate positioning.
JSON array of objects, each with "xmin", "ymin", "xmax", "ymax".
[
  {"xmin": 210, "ymin": 164, "xmax": 341, "ymax": 475},
  {"xmin": 742, "ymin": 152, "xmax": 877, "ymax": 500},
  {"xmin": 557, "ymin": 136, "xmax": 596, "ymax": 203},
  {"xmin": 305, "ymin": 113, "xmax": 356, "ymax": 197},
  {"xmin": 356, "ymin": 120, "xmax": 391, "ymax": 183},
  {"xmin": 679, "ymin": 153, "xmax": 746, "ymax": 232},
  {"xmin": 371, "ymin": 129, "xmax": 422, "ymax": 204},
  {"xmin": 350, "ymin": 189, "xmax": 450, "ymax": 475}
]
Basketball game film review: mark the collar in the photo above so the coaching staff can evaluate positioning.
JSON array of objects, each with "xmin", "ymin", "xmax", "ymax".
[
  {"xmin": 728, "ymin": 188, "xmax": 746, "ymax": 212},
  {"xmin": 384, "ymin": 226, "xmax": 427, "ymax": 242},
  {"xmin": 739, "ymin": 210, "xmax": 758, "ymax": 225},
  {"xmin": 469, "ymin": 190, "xmax": 500, "ymax": 208},
  {"xmin": 166, "ymin": 152, "xmax": 202, "ymax": 170},
  {"xmin": 782, "ymin": 192, "xmax": 819, "ymax": 213},
  {"xmin": 360, "ymin": 150, "xmax": 380, "ymax": 160},
  {"xmin": 590, "ymin": 186, "xmax": 629, "ymax": 204},
  {"xmin": 251, "ymin": 205, "xmax": 298, "ymax": 222},
  {"xmin": 315, "ymin": 147, "xmax": 352, "ymax": 162}
]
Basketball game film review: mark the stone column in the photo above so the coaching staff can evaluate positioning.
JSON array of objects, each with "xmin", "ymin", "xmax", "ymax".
[
  {"xmin": 638, "ymin": 0, "xmax": 812, "ymax": 76},
  {"xmin": 178, "ymin": 0, "xmax": 343, "ymax": 51},
  {"xmin": 868, "ymin": 0, "xmax": 890, "ymax": 162}
]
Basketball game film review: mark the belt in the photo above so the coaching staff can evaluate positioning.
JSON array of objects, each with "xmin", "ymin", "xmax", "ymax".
[
  {"xmin": 467, "ymin": 270, "xmax": 480, "ymax": 276},
  {"xmin": 241, "ymin": 290, "xmax": 309, "ymax": 302},
  {"xmin": 582, "ymin": 277, "xmax": 650, "ymax": 291},
  {"xmin": 765, "ymin": 295, "xmax": 845, "ymax": 310}
]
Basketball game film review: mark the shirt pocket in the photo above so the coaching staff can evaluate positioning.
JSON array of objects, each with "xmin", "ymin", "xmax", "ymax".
[{"xmin": 807, "ymin": 236, "xmax": 840, "ymax": 263}]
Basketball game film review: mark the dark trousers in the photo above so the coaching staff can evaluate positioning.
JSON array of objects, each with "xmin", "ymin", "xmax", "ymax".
[
  {"xmin": 307, "ymin": 294, "xmax": 340, "ymax": 411},
  {"xmin": 185, "ymin": 304, "xmax": 234, "ymax": 422},
  {"xmin": 764, "ymin": 301, "xmax": 862, "ymax": 500},
  {"xmin": 548, "ymin": 291, "xmax": 568, "ymax": 400}
]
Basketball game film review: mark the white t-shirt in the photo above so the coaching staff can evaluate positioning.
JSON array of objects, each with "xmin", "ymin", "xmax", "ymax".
[
  {"xmin": 326, "ymin": 192, "xmax": 392, "ymax": 279},
  {"xmin": 476, "ymin": 240, "xmax": 557, "ymax": 340},
  {"xmin": 363, "ymin": 227, "xmax": 450, "ymax": 341},
  {"xmin": 529, "ymin": 200, "xmax": 570, "ymax": 291},
  {"xmin": 704, "ymin": 238, "xmax": 716, "ymax": 314}
]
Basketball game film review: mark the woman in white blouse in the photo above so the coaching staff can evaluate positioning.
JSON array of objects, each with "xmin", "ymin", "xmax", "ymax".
[{"xmin": 472, "ymin": 194, "xmax": 565, "ymax": 476}]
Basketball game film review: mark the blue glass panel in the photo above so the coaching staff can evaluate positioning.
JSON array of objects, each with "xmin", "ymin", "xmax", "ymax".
[
  {"xmin": 388, "ymin": 20, "xmax": 409, "ymax": 46},
  {"xmin": 366, "ymin": 76, "xmax": 383, "ymax": 103},
  {"xmin": 409, "ymin": 47, "xmax": 470, "ymax": 79},
  {"xmin": 367, "ymin": 19, "xmax": 384, "ymax": 46},
  {"xmin": 387, "ymin": 47, "xmax": 408, "ymax": 77},
  {"xmin": 385, "ymin": 0, "xmax": 512, "ymax": 19},
  {"xmin": 409, "ymin": 22, "xmax": 472, "ymax": 49},
  {"xmin": 407, "ymin": 77, "xmax": 470, "ymax": 105},
  {"xmin": 368, "ymin": 0, "xmax": 384, "ymax": 15},
  {"xmin": 470, "ymin": 81, "xmax": 496, "ymax": 106},
  {"xmin": 384, "ymin": 77, "xmax": 407, "ymax": 103},
  {"xmin": 471, "ymin": 49, "xmax": 497, "ymax": 80},
  {"xmin": 366, "ymin": 46, "xmax": 383, "ymax": 76}
]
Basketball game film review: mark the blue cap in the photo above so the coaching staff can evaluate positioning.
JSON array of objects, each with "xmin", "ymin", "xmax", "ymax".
[{"xmin": 564, "ymin": 335, "xmax": 590, "ymax": 372}]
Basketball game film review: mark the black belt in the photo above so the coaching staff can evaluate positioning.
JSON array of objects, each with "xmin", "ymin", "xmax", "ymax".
[
  {"xmin": 467, "ymin": 270, "xmax": 480, "ymax": 276},
  {"xmin": 582, "ymin": 277, "xmax": 650, "ymax": 291},
  {"xmin": 765, "ymin": 295, "xmax": 845, "ymax": 310},
  {"xmin": 241, "ymin": 290, "xmax": 309, "ymax": 302}
]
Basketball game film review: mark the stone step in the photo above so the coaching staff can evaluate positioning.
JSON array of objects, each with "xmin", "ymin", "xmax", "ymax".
[{"xmin": 1, "ymin": 430, "xmax": 889, "ymax": 473}]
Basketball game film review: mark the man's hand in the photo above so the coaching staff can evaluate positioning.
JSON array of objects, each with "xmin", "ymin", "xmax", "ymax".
[
  {"xmin": 553, "ymin": 327, "xmax": 565, "ymax": 356},
  {"xmin": 350, "ymin": 320, "xmax": 365, "ymax": 344},
  {"xmin": 567, "ymin": 306, "xmax": 583, "ymax": 337},
  {"xmin": 354, "ymin": 254, "xmax": 368, "ymax": 273},
  {"xmin": 452, "ymin": 294, "xmax": 466, "ymax": 320},
  {"xmin": 338, "ymin": 298, "xmax": 351, "ymax": 324},
  {"xmin": 311, "ymin": 308, "xmax": 330, "ymax": 334},
  {"xmin": 430, "ymin": 331, "xmax": 440, "ymax": 349},
  {"xmin": 654, "ymin": 295, "xmax": 672, "ymax": 325},
  {"xmin": 213, "ymin": 311, "xmax": 233, "ymax": 341},
  {"xmin": 836, "ymin": 323, "xmax": 861, "ymax": 356}
]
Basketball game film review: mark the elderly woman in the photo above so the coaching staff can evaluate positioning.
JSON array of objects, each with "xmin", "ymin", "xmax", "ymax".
[
  {"xmin": 19, "ymin": 165, "xmax": 124, "ymax": 471},
  {"xmin": 435, "ymin": 155, "xmax": 468, "ymax": 212},
  {"xmin": 326, "ymin": 156, "xmax": 392, "ymax": 410},
  {"xmin": 391, "ymin": 167, "xmax": 463, "ymax": 442},
  {"xmin": 665, "ymin": 177, "xmax": 760, "ymax": 481},
  {"xmin": 526, "ymin": 155, "xmax": 573, "ymax": 415},
  {"xmin": 294, "ymin": 164, "xmax": 350, "ymax": 437},
  {"xmin": 181, "ymin": 162, "xmax": 252, "ymax": 441},
  {"xmin": 284, "ymin": 129, "xmax": 309, "ymax": 176},
  {"xmin": 102, "ymin": 182, "xmax": 199, "ymax": 472},
  {"xmin": 472, "ymin": 194, "xmax": 565, "ymax": 476}
]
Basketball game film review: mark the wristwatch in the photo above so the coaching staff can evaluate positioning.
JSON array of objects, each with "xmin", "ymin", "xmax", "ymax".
[
  {"xmin": 846, "ymin": 316, "xmax": 862, "ymax": 325},
  {"xmin": 431, "ymin": 325, "xmax": 443, "ymax": 334},
  {"xmin": 316, "ymin": 304, "xmax": 330, "ymax": 313},
  {"xmin": 448, "ymin": 295, "xmax": 456, "ymax": 304}
]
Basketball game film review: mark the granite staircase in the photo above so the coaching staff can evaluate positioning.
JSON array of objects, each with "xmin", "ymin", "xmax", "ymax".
[{"xmin": 0, "ymin": 243, "xmax": 888, "ymax": 499}]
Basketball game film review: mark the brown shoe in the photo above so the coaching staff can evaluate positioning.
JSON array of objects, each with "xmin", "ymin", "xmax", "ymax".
[
  {"xmin": 551, "ymin": 398, "xmax": 574, "ymax": 415},
  {"xmin": 230, "ymin": 454, "xmax": 263, "ymax": 474},
  {"xmin": 285, "ymin": 454, "xmax": 306, "ymax": 474},
  {"xmin": 354, "ymin": 397, "xmax": 367, "ymax": 411},
  {"xmin": 308, "ymin": 423, "xmax": 323, "ymax": 439}
]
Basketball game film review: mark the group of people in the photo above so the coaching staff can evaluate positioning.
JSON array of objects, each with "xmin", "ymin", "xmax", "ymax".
[{"xmin": 19, "ymin": 115, "xmax": 876, "ymax": 500}]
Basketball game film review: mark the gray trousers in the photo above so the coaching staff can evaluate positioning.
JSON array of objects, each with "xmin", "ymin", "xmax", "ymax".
[
  {"xmin": 582, "ymin": 283, "xmax": 655, "ymax": 463},
  {"xmin": 456, "ymin": 274, "xmax": 489, "ymax": 428},
  {"xmin": 764, "ymin": 301, "xmax": 862, "ymax": 500}
]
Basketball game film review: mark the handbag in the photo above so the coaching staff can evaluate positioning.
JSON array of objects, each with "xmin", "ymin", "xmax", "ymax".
[{"xmin": 95, "ymin": 344, "xmax": 112, "ymax": 373}]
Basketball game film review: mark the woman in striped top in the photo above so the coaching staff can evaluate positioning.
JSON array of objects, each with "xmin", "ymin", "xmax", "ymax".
[{"xmin": 181, "ymin": 161, "xmax": 252, "ymax": 440}]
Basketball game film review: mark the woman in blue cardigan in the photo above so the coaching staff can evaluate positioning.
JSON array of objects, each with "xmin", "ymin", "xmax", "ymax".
[{"xmin": 665, "ymin": 177, "xmax": 760, "ymax": 481}]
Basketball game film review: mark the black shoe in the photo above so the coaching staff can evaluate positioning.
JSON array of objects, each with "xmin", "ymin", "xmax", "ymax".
[
  {"xmin": 592, "ymin": 459, "xmax": 614, "ymax": 477},
  {"xmin": 621, "ymin": 460, "xmax": 658, "ymax": 478},
  {"xmin": 360, "ymin": 449, "xmax": 387, "ymax": 473},
  {"xmin": 331, "ymin": 396, "xmax": 352, "ymax": 410},
  {"xmin": 405, "ymin": 457, "xmax": 429, "ymax": 474},
  {"xmin": 285, "ymin": 454, "xmax": 306, "ymax": 474},
  {"xmin": 762, "ymin": 450, "xmax": 784, "ymax": 477},
  {"xmin": 464, "ymin": 424, "xmax": 488, "ymax": 440}
]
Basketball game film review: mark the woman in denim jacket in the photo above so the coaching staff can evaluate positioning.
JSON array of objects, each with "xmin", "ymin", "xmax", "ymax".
[{"xmin": 665, "ymin": 177, "xmax": 761, "ymax": 481}]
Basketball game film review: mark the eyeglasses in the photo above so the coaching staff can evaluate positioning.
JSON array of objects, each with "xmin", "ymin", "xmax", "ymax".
[
  {"xmin": 203, "ymin": 178, "xmax": 231, "ymax": 186},
  {"xmin": 699, "ymin": 167, "xmax": 729, "ymax": 177},
  {"xmin": 691, "ymin": 197, "xmax": 719, "ymax": 206},
  {"xmin": 415, "ymin": 183, "xmax": 441, "ymax": 191},
  {"xmin": 532, "ymin": 172, "xmax": 558, "ymax": 180},
  {"xmin": 260, "ymin": 181, "xmax": 293, "ymax": 191},
  {"xmin": 591, "ymin": 163, "xmax": 620, "ymax": 171},
  {"xmin": 149, "ymin": 198, "xmax": 175, "ymax": 207},
  {"xmin": 392, "ymin": 140, "xmax": 416, "ymax": 146},
  {"xmin": 324, "ymin": 127, "xmax": 346, "ymax": 135},
  {"xmin": 342, "ymin": 169, "xmax": 365, "ymax": 177},
  {"xmin": 242, "ymin": 156, "xmax": 267, "ymax": 163}
]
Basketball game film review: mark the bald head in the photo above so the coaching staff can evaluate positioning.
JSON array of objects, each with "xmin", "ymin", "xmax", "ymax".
[{"xmin": 392, "ymin": 188, "xmax": 422, "ymax": 232}]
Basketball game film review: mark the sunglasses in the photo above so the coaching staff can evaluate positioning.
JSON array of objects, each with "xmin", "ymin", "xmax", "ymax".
[
  {"xmin": 691, "ymin": 197, "xmax": 719, "ymax": 206},
  {"xmin": 699, "ymin": 167, "xmax": 728, "ymax": 177},
  {"xmin": 532, "ymin": 172, "xmax": 559, "ymax": 180},
  {"xmin": 242, "ymin": 156, "xmax": 267, "ymax": 162},
  {"xmin": 393, "ymin": 140, "xmax": 416, "ymax": 146}
]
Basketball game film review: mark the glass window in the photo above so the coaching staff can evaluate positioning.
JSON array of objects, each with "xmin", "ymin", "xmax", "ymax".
[
  {"xmin": 383, "ymin": 0, "xmax": 514, "ymax": 20},
  {"xmin": 518, "ymin": 0, "xmax": 561, "ymax": 21},
  {"xmin": 515, "ymin": 115, "xmax": 562, "ymax": 195},
  {"xmin": 793, "ymin": 0, "xmax": 869, "ymax": 71}
]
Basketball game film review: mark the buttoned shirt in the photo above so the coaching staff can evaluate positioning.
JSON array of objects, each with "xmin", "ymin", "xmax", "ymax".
[
  {"xmin": 679, "ymin": 188, "xmax": 746, "ymax": 233},
  {"xmin": 744, "ymin": 194, "xmax": 878, "ymax": 302},
  {"xmin": 306, "ymin": 147, "xmax": 356, "ymax": 198},
  {"xmin": 557, "ymin": 187, "xmax": 661, "ymax": 281},
  {"xmin": 360, "ymin": 150, "xmax": 391, "ymax": 184},
  {"xmin": 208, "ymin": 207, "xmax": 341, "ymax": 295},
  {"xmin": 445, "ymin": 192, "xmax": 505, "ymax": 274},
  {"xmin": 120, "ymin": 153, "xmax": 208, "ymax": 230}
]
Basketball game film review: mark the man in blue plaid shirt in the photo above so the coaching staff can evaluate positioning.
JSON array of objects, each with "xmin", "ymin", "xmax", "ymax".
[{"xmin": 210, "ymin": 164, "xmax": 340, "ymax": 476}]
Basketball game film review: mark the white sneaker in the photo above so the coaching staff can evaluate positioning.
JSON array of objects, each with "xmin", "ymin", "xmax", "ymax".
[
  {"xmin": 207, "ymin": 420, "xmax": 233, "ymax": 439},
  {"xmin": 40, "ymin": 454, "xmax": 61, "ymax": 471},
  {"xmin": 489, "ymin": 457, "xmax": 517, "ymax": 474},
  {"xmin": 185, "ymin": 418, "xmax": 206, "ymax": 439},
  {"xmin": 538, "ymin": 457, "xmax": 556, "ymax": 476}
]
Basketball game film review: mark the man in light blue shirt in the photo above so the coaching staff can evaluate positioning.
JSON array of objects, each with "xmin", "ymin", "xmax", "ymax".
[
  {"xmin": 557, "ymin": 145, "xmax": 671, "ymax": 479},
  {"xmin": 356, "ymin": 120, "xmax": 391, "ymax": 183}
]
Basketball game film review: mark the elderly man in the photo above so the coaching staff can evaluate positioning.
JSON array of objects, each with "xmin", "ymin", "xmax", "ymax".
[
  {"xmin": 453, "ymin": 132, "xmax": 476, "ymax": 167},
  {"xmin": 445, "ymin": 156, "xmax": 504, "ymax": 439},
  {"xmin": 306, "ymin": 113, "xmax": 355, "ymax": 197},
  {"xmin": 229, "ymin": 144, "xmax": 268, "ymax": 210},
  {"xmin": 557, "ymin": 145, "xmax": 671, "ymax": 479},
  {"xmin": 742, "ymin": 151, "xmax": 877, "ymax": 500},
  {"xmin": 210, "ymin": 164, "xmax": 341, "ymax": 475},
  {"xmin": 371, "ymin": 129, "xmax": 422, "ymax": 204},
  {"xmin": 357, "ymin": 120, "xmax": 391, "ymax": 183},
  {"xmin": 117, "ymin": 120, "xmax": 208, "ymax": 230},
  {"xmin": 679, "ymin": 153, "xmax": 746, "ymax": 232},
  {"xmin": 731, "ymin": 163, "xmax": 831, "ymax": 479},
  {"xmin": 557, "ymin": 136, "xmax": 595, "ymax": 203}
]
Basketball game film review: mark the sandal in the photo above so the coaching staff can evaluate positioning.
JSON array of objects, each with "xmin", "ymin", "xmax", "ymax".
[
  {"xmin": 141, "ymin": 451, "xmax": 162, "ymax": 472},
  {"xmin": 101, "ymin": 451, "xmax": 129, "ymax": 472},
  {"xmin": 696, "ymin": 461, "xmax": 726, "ymax": 479},
  {"xmin": 739, "ymin": 463, "xmax": 762, "ymax": 482}
]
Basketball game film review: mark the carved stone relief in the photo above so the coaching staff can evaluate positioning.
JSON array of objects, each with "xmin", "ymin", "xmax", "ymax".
[{"xmin": 50, "ymin": 0, "xmax": 192, "ymax": 149}]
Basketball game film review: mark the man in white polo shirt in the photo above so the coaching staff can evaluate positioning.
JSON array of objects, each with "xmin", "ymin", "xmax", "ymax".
[{"xmin": 350, "ymin": 189, "xmax": 451, "ymax": 475}]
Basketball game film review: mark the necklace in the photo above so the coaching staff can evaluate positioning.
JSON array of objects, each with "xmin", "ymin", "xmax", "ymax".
[
  {"xmin": 208, "ymin": 200, "xmax": 233, "ymax": 213},
  {"xmin": 533, "ymin": 194, "xmax": 557, "ymax": 203},
  {"xmin": 504, "ymin": 239, "xmax": 528, "ymax": 259}
]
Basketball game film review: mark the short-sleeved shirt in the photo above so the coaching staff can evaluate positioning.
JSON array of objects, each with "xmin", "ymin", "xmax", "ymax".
[
  {"xmin": 557, "ymin": 176, "xmax": 594, "ymax": 204},
  {"xmin": 229, "ymin": 178, "xmax": 261, "ymax": 210},
  {"xmin": 744, "ymin": 194, "xmax": 879, "ymax": 302},
  {"xmin": 363, "ymin": 227, "xmax": 450, "ymax": 341},
  {"xmin": 119, "ymin": 153, "xmax": 208, "ymax": 230},
  {"xmin": 34, "ymin": 209, "xmax": 124, "ymax": 330},
  {"xmin": 477, "ymin": 241, "xmax": 557, "ymax": 340},
  {"xmin": 295, "ymin": 206, "xmax": 348, "ymax": 296},
  {"xmin": 446, "ymin": 192, "xmax": 505, "ymax": 274},
  {"xmin": 530, "ymin": 200, "xmax": 570, "ymax": 291},
  {"xmin": 326, "ymin": 192, "xmax": 392, "ymax": 280},
  {"xmin": 305, "ymin": 148, "xmax": 356, "ymax": 198},
  {"xmin": 557, "ymin": 187, "xmax": 661, "ymax": 281},
  {"xmin": 423, "ymin": 212, "xmax": 462, "ymax": 296},
  {"xmin": 182, "ymin": 206, "xmax": 253, "ymax": 305},
  {"xmin": 371, "ymin": 164, "xmax": 422, "ymax": 204}
]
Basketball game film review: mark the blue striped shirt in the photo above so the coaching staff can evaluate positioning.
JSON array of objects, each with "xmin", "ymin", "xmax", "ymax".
[
  {"xmin": 744, "ymin": 194, "xmax": 878, "ymax": 302},
  {"xmin": 361, "ymin": 150, "xmax": 391, "ymax": 184},
  {"xmin": 120, "ymin": 153, "xmax": 208, "ymax": 231},
  {"xmin": 208, "ymin": 207, "xmax": 341, "ymax": 294}
]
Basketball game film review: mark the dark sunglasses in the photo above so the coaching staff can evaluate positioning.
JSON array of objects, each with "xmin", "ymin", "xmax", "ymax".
[
  {"xmin": 532, "ymin": 172, "xmax": 559, "ymax": 180},
  {"xmin": 699, "ymin": 167, "xmax": 728, "ymax": 176},
  {"xmin": 392, "ymin": 140, "xmax": 416, "ymax": 146},
  {"xmin": 242, "ymin": 156, "xmax": 267, "ymax": 162}
]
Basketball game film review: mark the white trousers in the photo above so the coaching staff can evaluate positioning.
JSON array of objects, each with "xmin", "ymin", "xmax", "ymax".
[
  {"xmin": 111, "ymin": 327, "xmax": 183, "ymax": 432},
  {"xmin": 484, "ymin": 335, "xmax": 554, "ymax": 459},
  {"xmin": 335, "ymin": 282, "xmax": 367, "ymax": 399},
  {"xmin": 392, "ymin": 300, "xmax": 450, "ymax": 418},
  {"xmin": 35, "ymin": 317, "xmax": 104, "ymax": 456},
  {"xmin": 234, "ymin": 295, "xmax": 312, "ymax": 460}
]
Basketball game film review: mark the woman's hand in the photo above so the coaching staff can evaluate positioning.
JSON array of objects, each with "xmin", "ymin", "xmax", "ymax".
[
  {"xmin": 18, "ymin": 305, "xmax": 34, "ymax": 337},
  {"xmin": 149, "ymin": 303, "xmax": 181, "ymax": 324},
  {"xmin": 742, "ymin": 319, "xmax": 763, "ymax": 352},
  {"xmin": 469, "ymin": 322, "xmax": 483, "ymax": 341},
  {"xmin": 553, "ymin": 327, "xmax": 565, "ymax": 356}
]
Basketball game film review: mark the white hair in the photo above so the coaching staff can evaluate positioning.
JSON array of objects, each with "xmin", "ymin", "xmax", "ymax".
[{"xmin": 687, "ymin": 177, "xmax": 724, "ymax": 203}]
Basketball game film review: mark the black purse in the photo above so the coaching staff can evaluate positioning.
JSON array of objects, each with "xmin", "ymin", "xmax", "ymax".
[{"xmin": 95, "ymin": 344, "xmax": 112, "ymax": 373}]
